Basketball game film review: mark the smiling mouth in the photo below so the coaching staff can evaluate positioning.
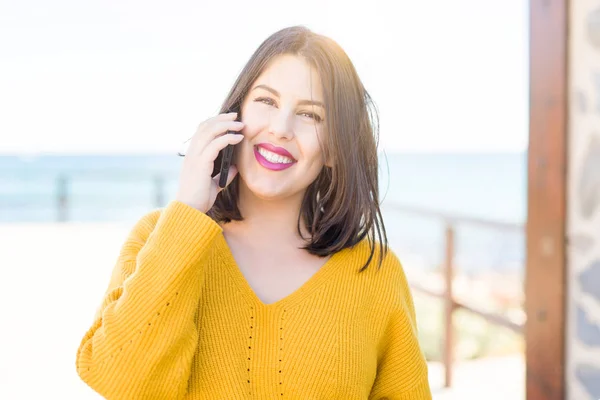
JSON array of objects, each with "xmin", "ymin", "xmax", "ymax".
[
  {"xmin": 255, "ymin": 145, "xmax": 295, "ymax": 164},
  {"xmin": 254, "ymin": 146, "xmax": 296, "ymax": 171}
]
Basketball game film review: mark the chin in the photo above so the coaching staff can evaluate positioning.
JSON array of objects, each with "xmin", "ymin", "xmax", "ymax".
[
  {"xmin": 235, "ymin": 152, "xmax": 321, "ymax": 203},
  {"xmin": 240, "ymin": 175, "xmax": 299, "ymax": 201}
]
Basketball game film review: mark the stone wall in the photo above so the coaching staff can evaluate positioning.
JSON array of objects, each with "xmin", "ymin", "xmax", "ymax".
[{"xmin": 567, "ymin": 2, "xmax": 600, "ymax": 399}]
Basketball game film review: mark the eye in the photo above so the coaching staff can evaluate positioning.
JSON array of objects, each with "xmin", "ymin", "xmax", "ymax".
[
  {"xmin": 255, "ymin": 97, "xmax": 276, "ymax": 106},
  {"xmin": 300, "ymin": 112, "xmax": 323, "ymax": 123}
]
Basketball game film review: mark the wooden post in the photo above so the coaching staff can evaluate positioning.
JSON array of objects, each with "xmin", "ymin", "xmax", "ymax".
[
  {"xmin": 443, "ymin": 224, "xmax": 455, "ymax": 388},
  {"xmin": 57, "ymin": 174, "xmax": 68, "ymax": 222},
  {"xmin": 527, "ymin": 0, "xmax": 568, "ymax": 399}
]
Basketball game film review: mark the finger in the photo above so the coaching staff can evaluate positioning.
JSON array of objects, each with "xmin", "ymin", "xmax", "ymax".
[
  {"xmin": 195, "ymin": 112, "xmax": 237, "ymax": 133},
  {"xmin": 203, "ymin": 133, "xmax": 244, "ymax": 162},
  {"xmin": 215, "ymin": 111, "xmax": 239, "ymax": 121},
  {"xmin": 190, "ymin": 120, "xmax": 244, "ymax": 153},
  {"xmin": 213, "ymin": 164, "xmax": 239, "ymax": 191},
  {"xmin": 198, "ymin": 112, "xmax": 237, "ymax": 129},
  {"xmin": 210, "ymin": 120, "xmax": 245, "ymax": 138}
]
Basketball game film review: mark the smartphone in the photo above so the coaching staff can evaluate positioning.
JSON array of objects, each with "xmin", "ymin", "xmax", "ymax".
[
  {"xmin": 218, "ymin": 139, "xmax": 236, "ymax": 188},
  {"xmin": 213, "ymin": 111, "xmax": 242, "ymax": 188}
]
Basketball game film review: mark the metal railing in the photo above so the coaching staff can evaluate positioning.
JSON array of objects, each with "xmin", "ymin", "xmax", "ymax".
[
  {"xmin": 383, "ymin": 203, "xmax": 525, "ymax": 388},
  {"xmin": 50, "ymin": 173, "xmax": 173, "ymax": 222}
]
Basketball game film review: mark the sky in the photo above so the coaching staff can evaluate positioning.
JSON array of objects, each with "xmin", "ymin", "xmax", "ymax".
[{"xmin": 0, "ymin": 0, "xmax": 528, "ymax": 154}]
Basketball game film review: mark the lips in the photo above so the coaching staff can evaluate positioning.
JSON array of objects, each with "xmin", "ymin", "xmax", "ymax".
[
  {"xmin": 256, "ymin": 143, "xmax": 296, "ymax": 160},
  {"xmin": 253, "ymin": 144, "xmax": 296, "ymax": 171}
]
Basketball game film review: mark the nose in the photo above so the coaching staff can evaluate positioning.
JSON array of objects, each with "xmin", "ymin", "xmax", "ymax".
[{"xmin": 268, "ymin": 109, "xmax": 295, "ymax": 141}]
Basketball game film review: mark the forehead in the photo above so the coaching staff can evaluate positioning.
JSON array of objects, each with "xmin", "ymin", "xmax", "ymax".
[{"xmin": 253, "ymin": 54, "xmax": 324, "ymax": 102}]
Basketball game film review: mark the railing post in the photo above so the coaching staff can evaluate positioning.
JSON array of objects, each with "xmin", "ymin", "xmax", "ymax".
[
  {"xmin": 57, "ymin": 174, "xmax": 68, "ymax": 222},
  {"xmin": 154, "ymin": 174, "xmax": 165, "ymax": 208},
  {"xmin": 443, "ymin": 223, "xmax": 455, "ymax": 388}
]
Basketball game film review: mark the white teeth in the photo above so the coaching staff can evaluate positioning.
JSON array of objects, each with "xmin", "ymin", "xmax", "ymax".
[{"xmin": 257, "ymin": 147, "xmax": 294, "ymax": 164}]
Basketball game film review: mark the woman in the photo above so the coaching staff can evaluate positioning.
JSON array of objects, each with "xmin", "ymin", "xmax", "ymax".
[{"xmin": 76, "ymin": 26, "xmax": 431, "ymax": 399}]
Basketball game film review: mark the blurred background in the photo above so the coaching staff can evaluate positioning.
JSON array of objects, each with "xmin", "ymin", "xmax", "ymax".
[{"xmin": 1, "ymin": 0, "xmax": 597, "ymax": 399}]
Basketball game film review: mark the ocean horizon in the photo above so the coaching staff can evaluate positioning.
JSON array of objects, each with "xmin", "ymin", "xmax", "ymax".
[
  {"xmin": 0, "ymin": 151, "xmax": 527, "ymax": 220},
  {"xmin": 0, "ymin": 152, "xmax": 526, "ymax": 271}
]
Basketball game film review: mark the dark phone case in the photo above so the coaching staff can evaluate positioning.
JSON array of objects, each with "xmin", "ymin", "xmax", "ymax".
[
  {"xmin": 218, "ymin": 139, "xmax": 235, "ymax": 188},
  {"xmin": 214, "ymin": 110, "xmax": 242, "ymax": 188}
]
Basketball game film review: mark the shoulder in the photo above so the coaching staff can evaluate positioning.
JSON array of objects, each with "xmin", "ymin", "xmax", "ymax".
[
  {"xmin": 339, "ymin": 238, "xmax": 412, "ymax": 298},
  {"xmin": 122, "ymin": 201, "xmax": 221, "ymax": 250},
  {"xmin": 126, "ymin": 201, "xmax": 212, "ymax": 241},
  {"xmin": 340, "ymin": 238, "xmax": 407, "ymax": 279},
  {"xmin": 115, "ymin": 208, "xmax": 162, "ymax": 262},
  {"xmin": 126, "ymin": 208, "xmax": 163, "ymax": 243},
  {"xmin": 338, "ymin": 238, "xmax": 418, "ymax": 324}
]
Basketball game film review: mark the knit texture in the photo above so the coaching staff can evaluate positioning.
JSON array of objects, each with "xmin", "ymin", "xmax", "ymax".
[{"xmin": 76, "ymin": 200, "xmax": 431, "ymax": 399}]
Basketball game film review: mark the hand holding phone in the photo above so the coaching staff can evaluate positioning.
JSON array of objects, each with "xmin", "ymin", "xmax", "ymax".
[
  {"xmin": 176, "ymin": 112, "xmax": 244, "ymax": 212},
  {"xmin": 215, "ymin": 110, "xmax": 242, "ymax": 188}
]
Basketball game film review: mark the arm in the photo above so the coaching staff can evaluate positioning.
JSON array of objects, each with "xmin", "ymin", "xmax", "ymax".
[
  {"xmin": 75, "ymin": 201, "xmax": 222, "ymax": 399},
  {"xmin": 369, "ymin": 254, "xmax": 432, "ymax": 400}
]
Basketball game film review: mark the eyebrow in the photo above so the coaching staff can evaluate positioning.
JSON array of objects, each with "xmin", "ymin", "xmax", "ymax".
[{"xmin": 252, "ymin": 84, "xmax": 325, "ymax": 109}]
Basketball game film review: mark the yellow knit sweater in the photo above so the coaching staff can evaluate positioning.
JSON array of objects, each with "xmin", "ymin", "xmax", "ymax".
[{"xmin": 76, "ymin": 201, "xmax": 431, "ymax": 399}]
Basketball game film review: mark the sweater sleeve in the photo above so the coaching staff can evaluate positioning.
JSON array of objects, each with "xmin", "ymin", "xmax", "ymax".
[
  {"xmin": 75, "ymin": 201, "xmax": 222, "ymax": 399},
  {"xmin": 368, "ymin": 252, "xmax": 432, "ymax": 400}
]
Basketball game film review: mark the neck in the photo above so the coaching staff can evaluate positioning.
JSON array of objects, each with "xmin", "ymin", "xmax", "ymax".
[{"xmin": 227, "ymin": 179, "xmax": 309, "ymax": 245}]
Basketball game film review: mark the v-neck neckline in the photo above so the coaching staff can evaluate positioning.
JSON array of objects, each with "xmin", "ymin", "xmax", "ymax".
[{"xmin": 215, "ymin": 234, "xmax": 344, "ymax": 310}]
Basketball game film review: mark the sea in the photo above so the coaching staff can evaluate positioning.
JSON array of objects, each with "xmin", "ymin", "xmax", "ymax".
[{"xmin": 0, "ymin": 152, "xmax": 527, "ymax": 272}]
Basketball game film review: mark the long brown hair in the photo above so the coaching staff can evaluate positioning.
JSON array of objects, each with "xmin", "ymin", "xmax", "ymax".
[{"xmin": 208, "ymin": 26, "xmax": 388, "ymax": 272}]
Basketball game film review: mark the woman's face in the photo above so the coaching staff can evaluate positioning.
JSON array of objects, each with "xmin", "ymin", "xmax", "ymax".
[{"xmin": 235, "ymin": 54, "xmax": 328, "ymax": 202}]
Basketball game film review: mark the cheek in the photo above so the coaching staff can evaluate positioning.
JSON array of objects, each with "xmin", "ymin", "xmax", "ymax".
[
  {"xmin": 302, "ymin": 132, "xmax": 327, "ymax": 164},
  {"xmin": 242, "ymin": 103, "xmax": 270, "ymax": 132}
]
